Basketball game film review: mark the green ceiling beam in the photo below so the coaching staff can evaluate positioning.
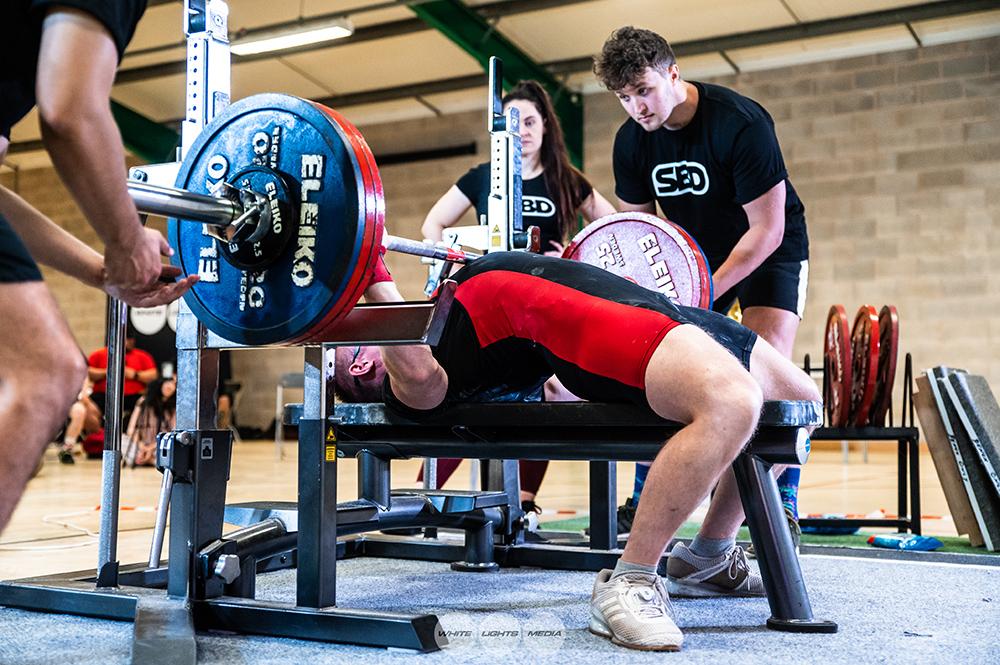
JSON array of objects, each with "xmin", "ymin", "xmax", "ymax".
[
  {"xmin": 410, "ymin": 0, "xmax": 583, "ymax": 166},
  {"xmin": 111, "ymin": 100, "xmax": 179, "ymax": 163}
]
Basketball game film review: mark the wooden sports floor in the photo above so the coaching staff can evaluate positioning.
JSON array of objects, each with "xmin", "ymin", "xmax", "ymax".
[{"xmin": 0, "ymin": 440, "xmax": 955, "ymax": 580}]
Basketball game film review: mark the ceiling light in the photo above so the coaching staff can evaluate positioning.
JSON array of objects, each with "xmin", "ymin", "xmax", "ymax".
[{"xmin": 231, "ymin": 17, "xmax": 354, "ymax": 56}]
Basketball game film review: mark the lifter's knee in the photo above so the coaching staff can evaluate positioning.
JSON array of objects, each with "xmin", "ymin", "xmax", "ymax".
[
  {"xmin": 22, "ymin": 345, "xmax": 86, "ymax": 435},
  {"xmin": 696, "ymin": 373, "xmax": 763, "ymax": 457}
]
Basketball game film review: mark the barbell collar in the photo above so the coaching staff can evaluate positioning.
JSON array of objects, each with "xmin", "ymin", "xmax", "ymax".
[
  {"xmin": 128, "ymin": 181, "xmax": 242, "ymax": 227},
  {"xmin": 383, "ymin": 234, "xmax": 481, "ymax": 264}
]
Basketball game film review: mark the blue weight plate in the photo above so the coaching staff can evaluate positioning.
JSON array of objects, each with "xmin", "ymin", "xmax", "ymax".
[{"xmin": 169, "ymin": 94, "xmax": 369, "ymax": 345}]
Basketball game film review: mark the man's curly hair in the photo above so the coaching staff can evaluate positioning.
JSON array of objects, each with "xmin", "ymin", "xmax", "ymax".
[{"xmin": 593, "ymin": 26, "xmax": 676, "ymax": 91}]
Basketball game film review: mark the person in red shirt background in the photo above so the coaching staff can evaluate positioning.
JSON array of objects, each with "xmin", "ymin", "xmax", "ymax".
[{"xmin": 87, "ymin": 336, "xmax": 157, "ymax": 419}]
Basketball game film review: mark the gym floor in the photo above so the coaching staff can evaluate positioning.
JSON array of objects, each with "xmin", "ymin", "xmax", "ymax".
[{"xmin": 0, "ymin": 440, "xmax": 958, "ymax": 580}]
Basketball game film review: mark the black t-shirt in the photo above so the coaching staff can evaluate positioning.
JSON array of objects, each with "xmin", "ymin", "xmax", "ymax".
[
  {"xmin": 455, "ymin": 162, "xmax": 593, "ymax": 252},
  {"xmin": 613, "ymin": 81, "xmax": 807, "ymax": 270},
  {"xmin": 2, "ymin": 0, "xmax": 147, "ymax": 137}
]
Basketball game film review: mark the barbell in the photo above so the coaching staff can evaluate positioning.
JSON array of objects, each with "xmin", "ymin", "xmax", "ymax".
[{"xmin": 132, "ymin": 93, "xmax": 712, "ymax": 346}]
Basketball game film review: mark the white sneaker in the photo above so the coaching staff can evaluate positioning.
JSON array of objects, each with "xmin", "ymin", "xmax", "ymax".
[
  {"xmin": 665, "ymin": 542, "xmax": 765, "ymax": 598},
  {"xmin": 589, "ymin": 569, "xmax": 683, "ymax": 651}
]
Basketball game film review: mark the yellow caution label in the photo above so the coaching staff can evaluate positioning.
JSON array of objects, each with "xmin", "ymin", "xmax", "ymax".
[
  {"xmin": 325, "ymin": 443, "xmax": 337, "ymax": 462},
  {"xmin": 326, "ymin": 426, "xmax": 337, "ymax": 442}
]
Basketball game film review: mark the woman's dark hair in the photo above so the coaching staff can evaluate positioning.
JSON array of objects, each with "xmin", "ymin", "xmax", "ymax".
[
  {"xmin": 593, "ymin": 26, "xmax": 676, "ymax": 92},
  {"xmin": 503, "ymin": 80, "xmax": 591, "ymax": 243},
  {"xmin": 143, "ymin": 378, "xmax": 176, "ymax": 431}
]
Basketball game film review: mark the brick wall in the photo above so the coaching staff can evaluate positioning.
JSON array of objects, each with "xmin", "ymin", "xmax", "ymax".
[{"xmin": 4, "ymin": 36, "xmax": 997, "ymax": 429}]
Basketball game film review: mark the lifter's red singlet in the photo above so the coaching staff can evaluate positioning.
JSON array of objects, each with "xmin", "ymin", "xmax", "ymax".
[
  {"xmin": 455, "ymin": 269, "xmax": 680, "ymax": 390},
  {"xmin": 383, "ymin": 252, "xmax": 755, "ymax": 416}
]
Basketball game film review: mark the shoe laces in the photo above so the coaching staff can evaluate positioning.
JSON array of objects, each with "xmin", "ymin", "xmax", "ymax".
[{"xmin": 725, "ymin": 547, "xmax": 750, "ymax": 580}]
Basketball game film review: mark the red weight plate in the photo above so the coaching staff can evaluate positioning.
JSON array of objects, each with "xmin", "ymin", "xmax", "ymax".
[
  {"xmin": 867, "ymin": 305, "xmax": 899, "ymax": 426},
  {"xmin": 667, "ymin": 222, "xmax": 714, "ymax": 309},
  {"xmin": 849, "ymin": 304, "xmax": 880, "ymax": 426},
  {"xmin": 562, "ymin": 212, "xmax": 709, "ymax": 308},
  {"xmin": 287, "ymin": 103, "xmax": 385, "ymax": 344},
  {"xmin": 824, "ymin": 304, "xmax": 852, "ymax": 427},
  {"xmin": 308, "ymin": 104, "xmax": 385, "ymax": 342}
]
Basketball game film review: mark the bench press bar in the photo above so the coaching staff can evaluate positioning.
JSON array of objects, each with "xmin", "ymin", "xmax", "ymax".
[{"xmin": 126, "ymin": 180, "xmax": 498, "ymax": 263}]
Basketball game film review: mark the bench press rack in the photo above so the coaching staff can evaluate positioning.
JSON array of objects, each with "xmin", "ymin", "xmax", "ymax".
[{"xmin": 0, "ymin": 1, "xmax": 836, "ymax": 659}]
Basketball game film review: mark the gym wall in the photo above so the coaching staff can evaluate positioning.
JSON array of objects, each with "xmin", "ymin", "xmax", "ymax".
[{"xmin": 2, "ymin": 35, "xmax": 996, "ymax": 431}]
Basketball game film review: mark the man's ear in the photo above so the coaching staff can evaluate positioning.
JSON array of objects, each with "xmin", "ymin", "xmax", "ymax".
[{"xmin": 349, "ymin": 358, "xmax": 374, "ymax": 377}]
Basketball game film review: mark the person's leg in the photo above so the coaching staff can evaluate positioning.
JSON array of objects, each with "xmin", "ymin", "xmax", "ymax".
[
  {"xmin": 59, "ymin": 400, "xmax": 86, "ymax": 463},
  {"xmin": 618, "ymin": 326, "xmax": 763, "ymax": 567},
  {"xmin": 590, "ymin": 325, "xmax": 762, "ymax": 650},
  {"xmin": 666, "ymin": 331, "xmax": 820, "ymax": 593},
  {"xmin": 743, "ymin": 292, "xmax": 807, "ymax": 521},
  {"xmin": 81, "ymin": 394, "xmax": 101, "ymax": 433},
  {"xmin": 518, "ymin": 460, "xmax": 548, "ymax": 502},
  {"xmin": 0, "ymin": 282, "xmax": 87, "ymax": 531},
  {"xmin": 217, "ymin": 393, "xmax": 232, "ymax": 429}
]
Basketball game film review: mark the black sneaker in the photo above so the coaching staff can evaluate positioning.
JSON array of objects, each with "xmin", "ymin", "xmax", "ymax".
[
  {"xmin": 586, "ymin": 497, "xmax": 638, "ymax": 537},
  {"xmin": 617, "ymin": 498, "xmax": 638, "ymax": 535},
  {"xmin": 58, "ymin": 448, "xmax": 75, "ymax": 465}
]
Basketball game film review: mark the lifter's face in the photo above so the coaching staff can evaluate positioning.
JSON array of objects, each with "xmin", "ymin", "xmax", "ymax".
[
  {"xmin": 615, "ymin": 65, "xmax": 684, "ymax": 131},
  {"xmin": 505, "ymin": 99, "xmax": 545, "ymax": 160}
]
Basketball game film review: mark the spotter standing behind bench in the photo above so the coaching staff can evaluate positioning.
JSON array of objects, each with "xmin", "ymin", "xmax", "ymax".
[{"xmin": 338, "ymin": 249, "xmax": 821, "ymax": 652}]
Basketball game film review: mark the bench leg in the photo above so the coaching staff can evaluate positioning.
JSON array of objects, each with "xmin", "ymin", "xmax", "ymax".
[
  {"xmin": 731, "ymin": 453, "xmax": 837, "ymax": 633},
  {"xmin": 450, "ymin": 517, "xmax": 500, "ymax": 573}
]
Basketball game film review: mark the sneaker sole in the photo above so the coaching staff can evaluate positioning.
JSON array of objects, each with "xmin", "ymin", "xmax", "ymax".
[
  {"xmin": 665, "ymin": 576, "xmax": 766, "ymax": 598},
  {"xmin": 588, "ymin": 615, "xmax": 682, "ymax": 652}
]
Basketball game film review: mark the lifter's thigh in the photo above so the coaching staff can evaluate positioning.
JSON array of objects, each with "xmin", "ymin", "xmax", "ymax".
[{"xmin": 644, "ymin": 324, "xmax": 763, "ymax": 430}]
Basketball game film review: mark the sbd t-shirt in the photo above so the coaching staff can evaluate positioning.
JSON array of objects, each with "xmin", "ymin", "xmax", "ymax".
[
  {"xmin": 613, "ymin": 81, "xmax": 808, "ymax": 270},
  {"xmin": 456, "ymin": 162, "xmax": 592, "ymax": 252}
]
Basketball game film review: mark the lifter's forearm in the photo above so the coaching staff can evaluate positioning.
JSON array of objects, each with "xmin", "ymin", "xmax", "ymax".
[{"xmin": 0, "ymin": 186, "xmax": 104, "ymax": 287}]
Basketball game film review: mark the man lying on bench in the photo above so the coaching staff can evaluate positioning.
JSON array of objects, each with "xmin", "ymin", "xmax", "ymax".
[{"xmin": 336, "ymin": 249, "xmax": 821, "ymax": 652}]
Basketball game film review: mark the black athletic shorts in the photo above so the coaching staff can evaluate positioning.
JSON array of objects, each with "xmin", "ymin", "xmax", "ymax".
[
  {"xmin": 712, "ymin": 258, "xmax": 809, "ymax": 318},
  {"xmin": 384, "ymin": 253, "xmax": 757, "ymax": 419},
  {"xmin": 2, "ymin": 0, "xmax": 146, "ymax": 139},
  {"xmin": 0, "ymin": 215, "xmax": 42, "ymax": 282}
]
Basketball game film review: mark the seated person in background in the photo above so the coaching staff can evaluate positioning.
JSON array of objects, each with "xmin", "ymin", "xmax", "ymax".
[
  {"xmin": 87, "ymin": 335, "xmax": 157, "ymax": 421},
  {"xmin": 57, "ymin": 376, "xmax": 101, "ymax": 464},
  {"xmin": 338, "ymin": 250, "xmax": 821, "ymax": 652},
  {"xmin": 417, "ymin": 80, "xmax": 616, "ymax": 511},
  {"xmin": 123, "ymin": 377, "xmax": 176, "ymax": 467}
]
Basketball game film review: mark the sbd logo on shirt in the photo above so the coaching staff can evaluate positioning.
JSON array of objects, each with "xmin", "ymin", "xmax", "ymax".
[
  {"xmin": 523, "ymin": 196, "xmax": 555, "ymax": 217},
  {"xmin": 651, "ymin": 161, "xmax": 709, "ymax": 197}
]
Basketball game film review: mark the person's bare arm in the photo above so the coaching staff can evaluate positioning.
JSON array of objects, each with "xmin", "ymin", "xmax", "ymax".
[
  {"xmin": 362, "ymin": 281, "xmax": 448, "ymax": 410},
  {"xmin": 0, "ymin": 185, "xmax": 103, "ymax": 287},
  {"xmin": 420, "ymin": 186, "xmax": 474, "ymax": 242},
  {"xmin": 711, "ymin": 181, "xmax": 786, "ymax": 296},
  {"xmin": 87, "ymin": 365, "xmax": 107, "ymax": 383},
  {"xmin": 578, "ymin": 189, "xmax": 617, "ymax": 222},
  {"xmin": 134, "ymin": 367, "xmax": 158, "ymax": 384},
  {"xmin": 34, "ymin": 9, "xmax": 197, "ymax": 306}
]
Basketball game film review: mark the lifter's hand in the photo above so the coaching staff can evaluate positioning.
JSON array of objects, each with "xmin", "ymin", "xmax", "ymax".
[{"xmin": 103, "ymin": 227, "xmax": 198, "ymax": 307}]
